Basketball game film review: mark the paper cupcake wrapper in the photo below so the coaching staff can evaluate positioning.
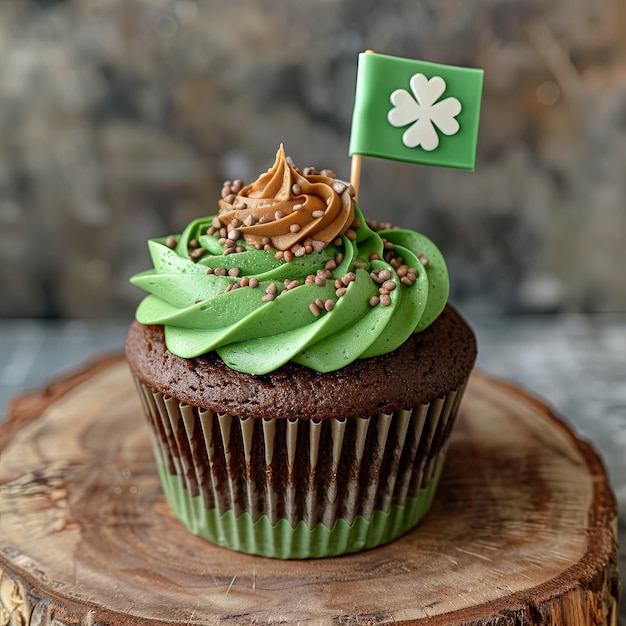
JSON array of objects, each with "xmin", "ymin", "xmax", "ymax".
[{"xmin": 133, "ymin": 376, "xmax": 467, "ymax": 558}]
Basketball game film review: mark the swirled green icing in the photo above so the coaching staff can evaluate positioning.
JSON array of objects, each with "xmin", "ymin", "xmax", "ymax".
[{"xmin": 131, "ymin": 202, "xmax": 449, "ymax": 374}]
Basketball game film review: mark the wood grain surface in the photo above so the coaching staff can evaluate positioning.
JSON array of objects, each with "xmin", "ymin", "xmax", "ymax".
[{"xmin": 0, "ymin": 357, "xmax": 620, "ymax": 625}]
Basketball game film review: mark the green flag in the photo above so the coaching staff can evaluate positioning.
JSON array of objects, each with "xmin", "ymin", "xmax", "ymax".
[{"xmin": 349, "ymin": 52, "xmax": 484, "ymax": 170}]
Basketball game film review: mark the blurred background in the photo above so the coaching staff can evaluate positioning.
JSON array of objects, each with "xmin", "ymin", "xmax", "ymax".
[{"xmin": 0, "ymin": 0, "xmax": 625, "ymax": 319}]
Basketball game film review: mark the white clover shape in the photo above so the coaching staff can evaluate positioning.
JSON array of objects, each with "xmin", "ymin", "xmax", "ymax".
[{"xmin": 388, "ymin": 73, "xmax": 462, "ymax": 151}]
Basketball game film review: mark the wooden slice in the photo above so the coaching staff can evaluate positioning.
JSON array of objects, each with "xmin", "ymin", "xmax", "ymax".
[{"xmin": 0, "ymin": 357, "xmax": 619, "ymax": 626}]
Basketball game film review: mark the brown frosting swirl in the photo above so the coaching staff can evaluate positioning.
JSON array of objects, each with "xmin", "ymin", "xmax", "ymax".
[{"xmin": 217, "ymin": 145, "xmax": 355, "ymax": 251}]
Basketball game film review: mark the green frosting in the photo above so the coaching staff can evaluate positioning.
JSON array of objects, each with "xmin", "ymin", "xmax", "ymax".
[
  {"xmin": 131, "ymin": 203, "xmax": 449, "ymax": 374},
  {"xmin": 157, "ymin": 462, "xmax": 441, "ymax": 559}
]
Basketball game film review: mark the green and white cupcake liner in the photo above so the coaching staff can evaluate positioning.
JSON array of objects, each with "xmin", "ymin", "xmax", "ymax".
[{"xmin": 134, "ymin": 376, "xmax": 467, "ymax": 559}]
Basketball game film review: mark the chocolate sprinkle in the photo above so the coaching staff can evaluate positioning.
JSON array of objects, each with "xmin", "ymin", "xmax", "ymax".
[{"xmin": 308, "ymin": 302, "xmax": 321, "ymax": 316}]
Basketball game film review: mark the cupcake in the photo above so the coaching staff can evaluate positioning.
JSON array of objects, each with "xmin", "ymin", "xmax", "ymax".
[{"xmin": 126, "ymin": 145, "xmax": 476, "ymax": 558}]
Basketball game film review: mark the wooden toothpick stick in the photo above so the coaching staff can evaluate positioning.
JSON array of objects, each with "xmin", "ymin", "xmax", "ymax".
[{"xmin": 350, "ymin": 154, "xmax": 362, "ymax": 203}]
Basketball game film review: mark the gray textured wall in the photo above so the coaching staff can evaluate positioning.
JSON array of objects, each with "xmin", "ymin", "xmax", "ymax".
[{"xmin": 1, "ymin": 0, "xmax": 625, "ymax": 318}]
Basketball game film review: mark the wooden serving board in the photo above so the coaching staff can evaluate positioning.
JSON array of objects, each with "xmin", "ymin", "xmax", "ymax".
[{"xmin": 0, "ymin": 356, "xmax": 620, "ymax": 626}]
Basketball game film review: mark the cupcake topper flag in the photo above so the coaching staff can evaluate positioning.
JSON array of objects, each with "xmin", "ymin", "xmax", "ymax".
[{"xmin": 349, "ymin": 51, "xmax": 484, "ymax": 200}]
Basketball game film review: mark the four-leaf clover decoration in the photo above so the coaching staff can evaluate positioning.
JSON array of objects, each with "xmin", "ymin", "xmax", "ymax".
[{"xmin": 387, "ymin": 74, "xmax": 462, "ymax": 152}]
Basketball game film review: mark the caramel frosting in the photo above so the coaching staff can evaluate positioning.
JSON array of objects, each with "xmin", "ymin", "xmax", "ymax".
[{"xmin": 217, "ymin": 145, "xmax": 355, "ymax": 251}]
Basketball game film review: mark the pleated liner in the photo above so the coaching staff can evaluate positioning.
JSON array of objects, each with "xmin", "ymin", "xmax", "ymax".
[{"xmin": 133, "ymin": 376, "xmax": 467, "ymax": 558}]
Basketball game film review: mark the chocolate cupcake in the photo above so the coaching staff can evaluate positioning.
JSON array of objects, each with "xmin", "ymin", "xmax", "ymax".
[{"xmin": 126, "ymin": 146, "xmax": 476, "ymax": 558}]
